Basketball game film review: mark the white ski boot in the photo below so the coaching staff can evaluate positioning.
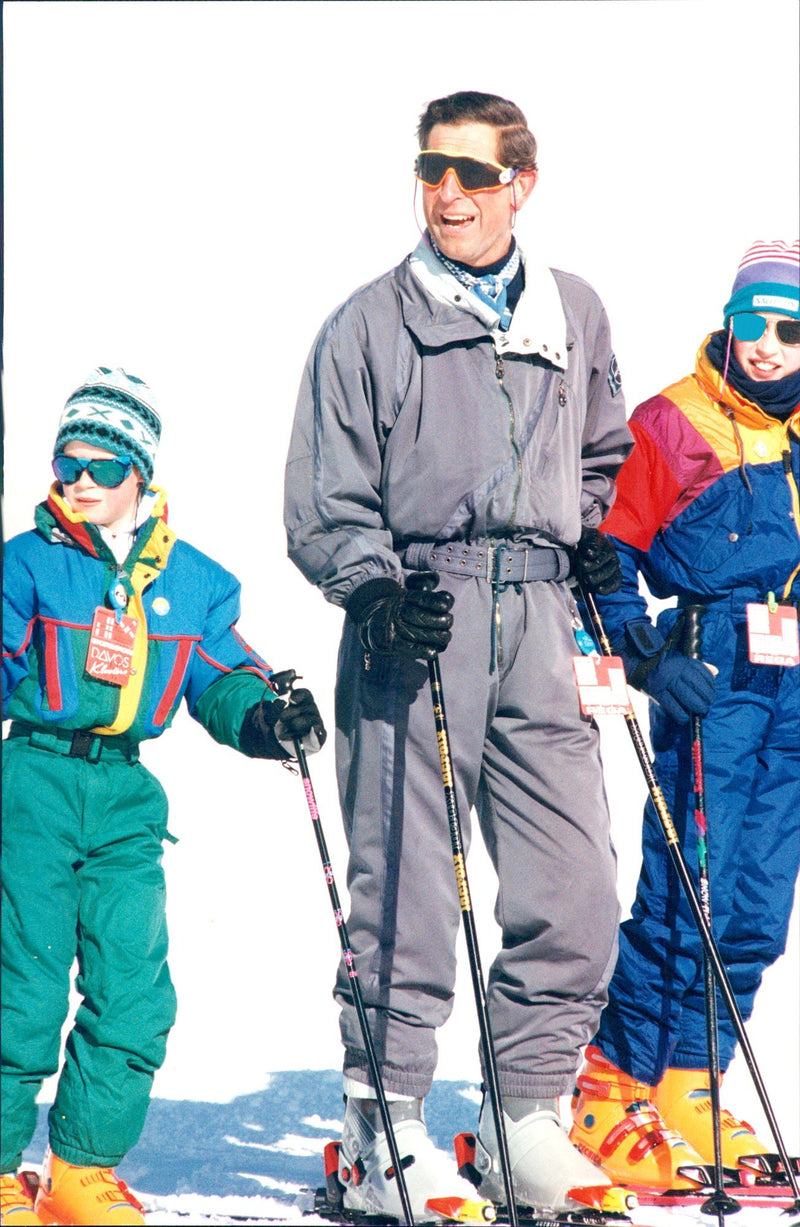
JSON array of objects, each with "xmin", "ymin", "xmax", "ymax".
[
  {"xmin": 339, "ymin": 1094, "xmax": 485, "ymax": 1222},
  {"xmin": 474, "ymin": 1096, "xmax": 619, "ymax": 1213}
]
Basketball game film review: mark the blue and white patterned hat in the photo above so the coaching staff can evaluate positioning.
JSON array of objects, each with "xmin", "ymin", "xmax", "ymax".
[{"xmin": 55, "ymin": 367, "xmax": 161, "ymax": 485}]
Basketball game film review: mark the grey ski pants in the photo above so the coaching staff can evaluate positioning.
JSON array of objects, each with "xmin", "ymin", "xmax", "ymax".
[{"xmin": 334, "ymin": 574, "xmax": 619, "ymax": 1099}]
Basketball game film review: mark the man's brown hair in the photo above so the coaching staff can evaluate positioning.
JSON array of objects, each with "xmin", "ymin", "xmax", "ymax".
[{"xmin": 416, "ymin": 90, "xmax": 538, "ymax": 171}]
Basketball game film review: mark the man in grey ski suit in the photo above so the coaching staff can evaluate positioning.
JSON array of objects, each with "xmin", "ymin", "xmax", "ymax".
[{"xmin": 284, "ymin": 90, "xmax": 633, "ymax": 1217}]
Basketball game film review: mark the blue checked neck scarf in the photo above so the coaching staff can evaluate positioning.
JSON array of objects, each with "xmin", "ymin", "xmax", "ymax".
[{"xmin": 430, "ymin": 237, "xmax": 521, "ymax": 331}]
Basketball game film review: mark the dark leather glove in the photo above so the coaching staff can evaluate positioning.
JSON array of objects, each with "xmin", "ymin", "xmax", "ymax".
[
  {"xmin": 346, "ymin": 572, "xmax": 454, "ymax": 660},
  {"xmin": 616, "ymin": 618, "xmax": 716, "ymax": 724},
  {"xmin": 240, "ymin": 689, "xmax": 327, "ymax": 759},
  {"xmin": 571, "ymin": 527, "xmax": 623, "ymax": 595}
]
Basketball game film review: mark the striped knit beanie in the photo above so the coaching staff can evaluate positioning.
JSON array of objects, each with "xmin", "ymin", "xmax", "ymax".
[
  {"xmin": 723, "ymin": 240, "xmax": 800, "ymax": 324},
  {"xmin": 54, "ymin": 367, "xmax": 161, "ymax": 485}
]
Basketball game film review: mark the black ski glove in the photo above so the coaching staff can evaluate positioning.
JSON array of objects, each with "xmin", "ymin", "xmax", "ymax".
[
  {"xmin": 346, "ymin": 572, "xmax": 454, "ymax": 661},
  {"xmin": 570, "ymin": 527, "xmax": 623, "ymax": 595},
  {"xmin": 240, "ymin": 689, "xmax": 327, "ymax": 759},
  {"xmin": 616, "ymin": 618, "xmax": 717, "ymax": 724}
]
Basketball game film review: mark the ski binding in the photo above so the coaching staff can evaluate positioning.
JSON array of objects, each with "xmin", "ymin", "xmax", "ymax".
[
  {"xmin": 314, "ymin": 1139, "xmax": 496, "ymax": 1223},
  {"xmin": 453, "ymin": 1132, "xmax": 637, "ymax": 1224}
]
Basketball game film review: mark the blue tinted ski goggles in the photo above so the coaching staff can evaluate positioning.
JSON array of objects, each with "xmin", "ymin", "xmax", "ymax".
[
  {"xmin": 414, "ymin": 151, "xmax": 520, "ymax": 193},
  {"xmin": 52, "ymin": 453, "xmax": 134, "ymax": 488},
  {"xmin": 730, "ymin": 314, "xmax": 800, "ymax": 345}
]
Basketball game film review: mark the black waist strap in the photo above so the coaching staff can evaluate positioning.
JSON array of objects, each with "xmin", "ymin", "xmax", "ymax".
[{"xmin": 7, "ymin": 722, "xmax": 140, "ymax": 763}]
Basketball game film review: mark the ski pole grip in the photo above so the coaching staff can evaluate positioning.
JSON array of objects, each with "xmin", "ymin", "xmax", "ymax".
[
  {"xmin": 270, "ymin": 668, "xmax": 299, "ymax": 697},
  {"xmin": 681, "ymin": 605, "xmax": 706, "ymax": 662}
]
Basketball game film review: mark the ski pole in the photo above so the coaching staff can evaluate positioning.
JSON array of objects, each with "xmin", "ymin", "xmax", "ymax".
[
  {"xmin": 682, "ymin": 606, "xmax": 740, "ymax": 1221},
  {"xmin": 270, "ymin": 670, "xmax": 416, "ymax": 1227},
  {"xmin": 405, "ymin": 572, "xmax": 518, "ymax": 1226},
  {"xmin": 580, "ymin": 592, "xmax": 800, "ymax": 1208},
  {"xmin": 427, "ymin": 654, "xmax": 518, "ymax": 1226}
]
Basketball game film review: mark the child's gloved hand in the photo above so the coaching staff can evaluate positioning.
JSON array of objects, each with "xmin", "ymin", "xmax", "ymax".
[
  {"xmin": 240, "ymin": 690, "xmax": 327, "ymax": 759},
  {"xmin": 615, "ymin": 617, "xmax": 717, "ymax": 724},
  {"xmin": 273, "ymin": 688, "xmax": 327, "ymax": 756}
]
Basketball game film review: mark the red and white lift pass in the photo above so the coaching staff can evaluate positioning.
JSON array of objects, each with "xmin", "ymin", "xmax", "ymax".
[
  {"xmin": 85, "ymin": 607, "xmax": 138, "ymax": 685},
  {"xmin": 746, "ymin": 603, "xmax": 800, "ymax": 667},
  {"xmin": 572, "ymin": 655, "xmax": 634, "ymax": 716}
]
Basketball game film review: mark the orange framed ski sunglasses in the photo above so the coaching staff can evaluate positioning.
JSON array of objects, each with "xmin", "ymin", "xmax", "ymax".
[{"xmin": 414, "ymin": 151, "xmax": 520, "ymax": 194}]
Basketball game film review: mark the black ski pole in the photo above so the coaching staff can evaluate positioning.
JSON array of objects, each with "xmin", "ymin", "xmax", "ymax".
[
  {"xmin": 270, "ymin": 670, "xmax": 415, "ymax": 1227},
  {"xmin": 580, "ymin": 592, "xmax": 800, "ymax": 1209},
  {"xmin": 404, "ymin": 572, "xmax": 518, "ymax": 1226},
  {"xmin": 682, "ymin": 606, "xmax": 740, "ymax": 1221}
]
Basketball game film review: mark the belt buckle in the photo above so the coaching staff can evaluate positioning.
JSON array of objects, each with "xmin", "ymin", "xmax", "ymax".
[
  {"xmin": 493, "ymin": 543, "xmax": 513, "ymax": 585},
  {"xmin": 70, "ymin": 730, "xmax": 101, "ymax": 761}
]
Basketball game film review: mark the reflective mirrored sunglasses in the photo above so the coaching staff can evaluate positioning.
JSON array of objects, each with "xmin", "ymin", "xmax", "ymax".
[
  {"xmin": 731, "ymin": 313, "xmax": 800, "ymax": 345},
  {"xmin": 414, "ymin": 151, "xmax": 519, "ymax": 193},
  {"xmin": 52, "ymin": 453, "xmax": 134, "ymax": 488}
]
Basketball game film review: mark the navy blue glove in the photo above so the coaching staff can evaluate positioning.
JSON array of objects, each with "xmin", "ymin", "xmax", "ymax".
[
  {"xmin": 616, "ymin": 618, "xmax": 716, "ymax": 724},
  {"xmin": 346, "ymin": 573, "xmax": 454, "ymax": 661},
  {"xmin": 571, "ymin": 528, "xmax": 623, "ymax": 595}
]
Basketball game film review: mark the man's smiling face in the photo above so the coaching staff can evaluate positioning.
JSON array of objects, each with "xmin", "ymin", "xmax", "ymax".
[{"xmin": 421, "ymin": 121, "xmax": 536, "ymax": 268}]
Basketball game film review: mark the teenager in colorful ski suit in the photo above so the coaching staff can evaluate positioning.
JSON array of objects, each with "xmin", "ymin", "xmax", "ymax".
[
  {"xmin": 570, "ymin": 241, "xmax": 800, "ymax": 1189},
  {"xmin": 284, "ymin": 91, "xmax": 633, "ymax": 1218},
  {"xmin": 1, "ymin": 368, "xmax": 327, "ymax": 1227}
]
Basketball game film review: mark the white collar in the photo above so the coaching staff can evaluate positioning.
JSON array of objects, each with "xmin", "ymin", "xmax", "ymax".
[
  {"xmin": 409, "ymin": 238, "xmax": 568, "ymax": 369},
  {"xmin": 98, "ymin": 488, "xmax": 159, "ymax": 565}
]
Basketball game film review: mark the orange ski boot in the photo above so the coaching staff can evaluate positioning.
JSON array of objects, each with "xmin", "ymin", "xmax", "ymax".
[
  {"xmin": 653, "ymin": 1067, "xmax": 772, "ymax": 1172},
  {"xmin": 569, "ymin": 1045, "xmax": 707, "ymax": 1191},
  {"xmin": 34, "ymin": 1148, "xmax": 145, "ymax": 1225},
  {"xmin": 1, "ymin": 1173, "xmax": 44, "ymax": 1225}
]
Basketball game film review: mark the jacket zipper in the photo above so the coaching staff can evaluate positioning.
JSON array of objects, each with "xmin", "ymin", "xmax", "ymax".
[
  {"xmin": 495, "ymin": 355, "xmax": 522, "ymax": 524},
  {"xmin": 490, "ymin": 354, "xmax": 524, "ymax": 671},
  {"xmin": 781, "ymin": 448, "xmax": 800, "ymax": 600}
]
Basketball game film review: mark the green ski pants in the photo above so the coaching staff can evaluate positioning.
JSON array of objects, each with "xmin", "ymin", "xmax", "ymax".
[{"xmin": 1, "ymin": 734, "xmax": 178, "ymax": 1171}]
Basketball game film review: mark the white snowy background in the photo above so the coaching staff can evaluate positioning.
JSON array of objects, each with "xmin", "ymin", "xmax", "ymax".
[{"xmin": 2, "ymin": 2, "xmax": 798, "ymax": 1223}]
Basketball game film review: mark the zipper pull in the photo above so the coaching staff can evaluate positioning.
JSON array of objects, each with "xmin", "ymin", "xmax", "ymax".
[{"xmin": 495, "ymin": 356, "xmax": 504, "ymax": 382}]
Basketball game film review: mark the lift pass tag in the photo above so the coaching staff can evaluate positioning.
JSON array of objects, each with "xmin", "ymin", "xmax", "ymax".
[
  {"xmin": 746, "ymin": 603, "xmax": 800, "ymax": 667},
  {"xmin": 572, "ymin": 655, "xmax": 634, "ymax": 716},
  {"xmin": 85, "ymin": 607, "xmax": 138, "ymax": 685}
]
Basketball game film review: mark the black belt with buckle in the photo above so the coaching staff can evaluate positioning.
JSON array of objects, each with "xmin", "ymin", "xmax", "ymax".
[{"xmin": 7, "ymin": 722, "xmax": 140, "ymax": 763}]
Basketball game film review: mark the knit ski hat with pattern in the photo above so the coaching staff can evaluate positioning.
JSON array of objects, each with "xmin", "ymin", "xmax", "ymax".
[
  {"xmin": 723, "ymin": 240, "xmax": 800, "ymax": 324},
  {"xmin": 54, "ymin": 367, "xmax": 161, "ymax": 484}
]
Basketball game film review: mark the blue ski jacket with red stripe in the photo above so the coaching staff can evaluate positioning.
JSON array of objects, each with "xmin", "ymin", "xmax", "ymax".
[{"xmin": 2, "ymin": 485, "xmax": 276, "ymax": 747}]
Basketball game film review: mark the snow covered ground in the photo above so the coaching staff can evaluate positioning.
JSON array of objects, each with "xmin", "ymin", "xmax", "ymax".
[{"xmin": 23, "ymin": 1072, "xmax": 798, "ymax": 1225}]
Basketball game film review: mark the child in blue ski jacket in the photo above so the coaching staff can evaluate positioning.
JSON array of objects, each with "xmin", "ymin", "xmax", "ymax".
[
  {"xmin": 569, "ymin": 241, "xmax": 800, "ymax": 1190},
  {"xmin": 1, "ymin": 367, "xmax": 327, "ymax": 1226}
]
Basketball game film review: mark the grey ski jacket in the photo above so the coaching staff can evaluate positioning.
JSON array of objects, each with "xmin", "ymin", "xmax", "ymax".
[{"xmin": 285, "ymin": 240, "xmax": 633, "ymax": 606}]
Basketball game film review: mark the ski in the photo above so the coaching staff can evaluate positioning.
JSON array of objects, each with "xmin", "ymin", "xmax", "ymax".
[
  {"xmin": 626, "ymin": 1159, "xmax": 800, "ymax": 1211},
  {"xmin": 312, "ymin": 1182, "xmax": 638, "ymax": 1227}
]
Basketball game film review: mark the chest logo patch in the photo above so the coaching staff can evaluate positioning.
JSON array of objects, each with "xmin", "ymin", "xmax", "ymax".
[{"xmin": 152, "ymin": 597, "xmax": 171, "ymax": 616}]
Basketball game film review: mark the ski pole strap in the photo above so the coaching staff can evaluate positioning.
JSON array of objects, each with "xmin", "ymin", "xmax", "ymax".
[{"xmin": 402, "ymin": 539, "xmax": 570, "ymax": 584}]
